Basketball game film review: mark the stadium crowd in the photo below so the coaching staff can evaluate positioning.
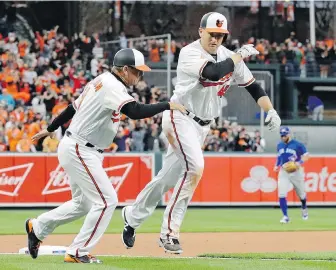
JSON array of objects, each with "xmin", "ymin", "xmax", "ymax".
[
  {"xmin": 2, "ymin": 26, "xmax": 311, "ymax": 153},
  {"xmin": 124, "ymin": 31, "xmax": 336, "ymax": 78}
]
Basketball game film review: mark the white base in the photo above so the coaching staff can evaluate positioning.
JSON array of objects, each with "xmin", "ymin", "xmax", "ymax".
[{"xmin": 19, "ymin": 245, "xmax": 67, "ymax": 256}]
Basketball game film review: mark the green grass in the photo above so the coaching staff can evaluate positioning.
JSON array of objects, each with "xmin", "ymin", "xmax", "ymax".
[
  {"xmin": 0, "ymin": 208, "xmax": 335, "ymax": 235},
  {"xmin": 0, "ymin": 255, "xmax": 335, "ymax": 270},
  {"xmin": 200, "ymin": 252, "xmax": 336, "ymax": 261}
]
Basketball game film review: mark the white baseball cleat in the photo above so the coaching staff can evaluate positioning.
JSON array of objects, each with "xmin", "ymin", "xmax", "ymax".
[
  {"xmin": 302, "ymin": 208, "xmax": 308, "ymax": 220},
  {"xmin": 280, "ymin": 216, "xmax": 290, "ymax": 224}
]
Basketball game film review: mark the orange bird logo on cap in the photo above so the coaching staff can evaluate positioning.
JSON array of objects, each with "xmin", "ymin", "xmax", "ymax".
[{"xmin": 216, "ymin": 19, "xmax": 224, "ymax": 28}]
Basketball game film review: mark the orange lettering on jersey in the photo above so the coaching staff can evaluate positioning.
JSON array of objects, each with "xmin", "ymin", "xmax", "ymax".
[
  {"xmin": 94, "ymin": 79, "xmax": 103, "ymax": 92},
  {"xmin": 77, "ymin": 84, "xmax": 90, "ymax": 110}
]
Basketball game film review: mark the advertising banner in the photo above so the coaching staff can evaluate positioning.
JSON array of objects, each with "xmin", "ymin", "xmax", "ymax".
[
  {"xmin": 0, "ymin": 153, "xmax": 154, "ymax": 207},
  {"xmin": 162, "ymin": 155, "xmax": 336, "ymax": 206}
]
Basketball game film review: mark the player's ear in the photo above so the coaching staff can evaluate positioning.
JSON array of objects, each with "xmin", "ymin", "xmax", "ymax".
[
  {"xmin": 198, "ymin": 28, "xmax": 203, "ymax": 38},
  {"xmin": 122, "ymin": 65, "xmax": 128, "ymax": 74}
]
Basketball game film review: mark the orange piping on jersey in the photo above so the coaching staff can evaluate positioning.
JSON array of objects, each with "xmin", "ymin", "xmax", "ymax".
[
  {"xmin": 117, "ymin": 99, "xmax": 135, "ymax": 112},
  {"xmin": 199, "ymin": 80, "xmax": 226, "ymax": 87},
  {"xmin": 238, "ymin": 77, "xmax": 255, "ymax": 87}
]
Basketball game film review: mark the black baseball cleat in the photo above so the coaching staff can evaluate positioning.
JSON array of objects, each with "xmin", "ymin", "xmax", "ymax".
[
  {"xmin": 25, "ymin": 219, "xmax": 42, "ymax": 259},
  {"xmin": 121, "ymin": 206, "xmax": 136, "ymax": 248}
]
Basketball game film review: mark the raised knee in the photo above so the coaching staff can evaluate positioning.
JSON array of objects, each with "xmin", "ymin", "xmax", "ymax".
[
  {"xmin": 189, "ymin": 161, "xmax": 204, "ymax": 190},
  {"xmin": 98, "ymin": 192, "xmax": 118, "ymax": 209},
  {"xmin": 189, "ymin": 160, "xmax": 204, "ymax": 177},
  {"xmin": 106, "ymin": 196, "xmax": 118, "ymax": 208}
]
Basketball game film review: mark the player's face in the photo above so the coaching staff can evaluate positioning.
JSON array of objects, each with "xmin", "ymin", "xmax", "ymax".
[
  {"xmin": 124, "ymin": 66, "xmax": 143, "ymax": 86},
  {"xmin": 281, "ymin": 134, "xmax": 290, "ymax": 143},
  {"xmin": 199, "ymin": 29, "xmax": 225, "ymax": 54}
]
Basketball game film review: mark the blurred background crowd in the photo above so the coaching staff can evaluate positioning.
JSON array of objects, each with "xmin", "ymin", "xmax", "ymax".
[
  {"xmin": 0, "ymin": 0, "xmax": 335, "ymax": 153},
  {"xmin": 0, "ymin": 27, "xmax": 267, "ymax": 153}
]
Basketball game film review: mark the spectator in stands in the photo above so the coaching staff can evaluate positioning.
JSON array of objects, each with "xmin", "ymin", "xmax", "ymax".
[
  {"xmin": 329, "ymin": 41, "xmax": 336, "ymax": 77},
  {"xmin": 305, "ymin": 43, "xmax": 318, "ymax": 77},
  {"xmin": 42, "ymin": 86, "xmax": 58, "ymax": 119},
  {"xmin": 234, "ymin": 129, "xmax": 253, "ymax": 152},
  {"xmin": 16, "ymin": 133, "xmax": 36, "ymax": 152},
  {"xmin": 114, "ymin": 126, "xmax": 129, "ymax": 152},
  {"xmin": 315, "ymin": 41, "xmax": 330, "ymax": 78},
  {"xmin": 42, "ymin": 135, "xmax": 59, "ymax": 153},
  {"xmin": 144, "ymin": 123, "xmax": 162, "ymax": 151},
  {"xmin": 307, "ymin": 95, "xmax": 324, "ymax": 121},
  {"xmin": 251, "ymin": 130, "xmax": 266, "ymax": 152},
  {"xmin": 130, "ymin": 121, "xmax": 146, "ymax": 151},
  {"xmin": 6, "ymin": 122, "xmax": 24, "ymax": 151},
  {"xmin": 0, "ymin": 88, "xmax": 15, "ymax": 110},
  {"xmin": 0, "ymin": 133, "xmax": 7, "ymax": 151},
  {"xmin": 149, "ymin": 42, "xmax": 160, "ymax": 62},
  {"xmin": 119, "ymin": 31, "xmax": 127, "ymax": 49},
  {"xmin": 5, "ymin": 113, "xmax": 16, "ymax": 131}
]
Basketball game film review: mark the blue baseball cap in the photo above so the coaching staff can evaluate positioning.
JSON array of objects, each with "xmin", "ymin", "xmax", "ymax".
[{"xmin": 280, "ymin": 126, "xmax": 290, "ymax": 136}]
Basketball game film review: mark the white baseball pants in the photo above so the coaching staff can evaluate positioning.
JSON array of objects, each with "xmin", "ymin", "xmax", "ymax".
[
  {"xmin": 125, "ymin": 110, "xmax": 210, "ymax": 239},
  {"xmin": 278, "ymin": 167, "xmax": 306, "ymax": 200},
  {"xmin": 32, "ymin": 135, "xmax": 118, "ymax": 256}
]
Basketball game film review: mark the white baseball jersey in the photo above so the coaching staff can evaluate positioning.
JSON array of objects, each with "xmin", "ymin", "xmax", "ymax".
[
  {"xmin": 69, "ymin": 72, "xmax": 134, "ymax": 149},
  {"xmin": 171, "ymin": 40, "xmax": 255, "ymax": 120}
]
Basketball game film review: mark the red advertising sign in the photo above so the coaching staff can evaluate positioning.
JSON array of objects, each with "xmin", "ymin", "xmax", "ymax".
[
  {"xmin": 0, "ymin": 154, "xmax": 154, "ymax": 206},
  {"xmin": 163, "ymin": 155, "xmax": 336, "ymax": 206}
]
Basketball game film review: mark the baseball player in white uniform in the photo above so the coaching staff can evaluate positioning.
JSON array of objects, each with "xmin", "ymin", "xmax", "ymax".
[
  {"xmin": 25, "ymin": 48, "xmax": 186, "ymax": 264},
  {"xmin": 121, "ymin": 12, "xmax": 281, "ymax": 254}
]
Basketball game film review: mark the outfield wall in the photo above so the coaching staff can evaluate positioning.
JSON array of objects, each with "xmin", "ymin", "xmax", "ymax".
[{"xmin": 0, "ymin": 153, "xmax": 335, "ymax": 207}]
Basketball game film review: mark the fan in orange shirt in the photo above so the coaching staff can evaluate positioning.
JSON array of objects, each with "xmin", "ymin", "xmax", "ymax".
[
  {"xmin": 6, "ymin": 124, "xmax": 24, "ymax": 151},
  {"xmin": 5, "ymin": 76, "xmax": 18, "ymax": 95},
  {"xmin": 16, "ymin": 133, "xmax": 36, "ymax": 152},
  {"xmin": 11, "ymin": 106, "xmax": 25, "ymax": 122},
  {"xmin": 27, "ymin": 121, "xmax": 41, "ymax": 145},
  {"xmin": 0, "ymin": 102, "xmax": 8, "ymax": 125},
  {"xmin": 42, "ymin": 135, "xmax": 59, "ymax": 153},
  {"xmin": 52, "ymin": 95, "xmax": 68, "ymax": 117}
]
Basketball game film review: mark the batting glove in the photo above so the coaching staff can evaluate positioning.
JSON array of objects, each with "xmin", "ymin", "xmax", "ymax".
[
  {"xmin": 265, "ymin": 109, "xmax": 281, "ymax": 131},
  {"xmin": 236, "ymin": 44, "xmax": 260, "ymax": 59}
]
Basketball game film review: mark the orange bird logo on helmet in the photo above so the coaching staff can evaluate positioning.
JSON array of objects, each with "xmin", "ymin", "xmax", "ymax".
[{"xmin": 216, "ymin": 19, "xmax": 224, "ymax": 28}]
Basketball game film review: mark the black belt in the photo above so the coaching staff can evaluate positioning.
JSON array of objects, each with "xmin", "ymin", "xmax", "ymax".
[
  {"xmin": 192, "ymin": 116, "xmax": 211, "ymax": 126},
  {"xmin": 66, "ymin": 131, "xmax": 104, "ymax": 154},
  {"xmin": 185, "ymin": 110, "xmax": 211, "ymax": 126}
]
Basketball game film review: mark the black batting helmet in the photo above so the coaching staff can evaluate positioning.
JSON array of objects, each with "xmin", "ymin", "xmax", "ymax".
[{"xmin": 113, "ymin": 48, "xmax": 151, "ymax": 72}]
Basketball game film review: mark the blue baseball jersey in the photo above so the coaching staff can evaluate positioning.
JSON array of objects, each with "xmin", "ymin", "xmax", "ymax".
[{"xmin": 276, "ymin": 139, "xmax": 308, "ymax": 166}]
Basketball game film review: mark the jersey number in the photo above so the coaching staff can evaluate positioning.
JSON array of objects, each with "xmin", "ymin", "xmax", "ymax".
[
  {"xmin": 111, "ymin": 111, "xmax": 120, "ymax": 123},
  {"xmin": 217, "ymin": 85, "xmax": 230, "ymax": 97}
]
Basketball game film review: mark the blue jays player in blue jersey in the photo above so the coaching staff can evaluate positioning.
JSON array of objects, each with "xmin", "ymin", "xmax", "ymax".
[{"xmin": 274, "ymin": 127, "xmax": 309, "ymax": 224}]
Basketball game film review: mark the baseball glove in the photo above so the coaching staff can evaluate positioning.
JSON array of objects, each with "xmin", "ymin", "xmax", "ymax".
[{"xmin": 282, "ymin": 161, "xmax": 298, "ymax": 173}]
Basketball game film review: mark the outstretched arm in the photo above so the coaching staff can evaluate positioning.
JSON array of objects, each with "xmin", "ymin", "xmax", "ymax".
[
  {"xmin": 245, "ymin": 82, "xmax": 281, "ymax": 131},
  {"xmin": 120, "ymin": 101, "xmax": 186, "ymax": 120},
  {"xmin": 46, "ymin": 104, "xmax": 76, "ymax": 132},
  {"xmin": 32, "ymin": 104, "xmax": 76, "ymax": 142}
]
